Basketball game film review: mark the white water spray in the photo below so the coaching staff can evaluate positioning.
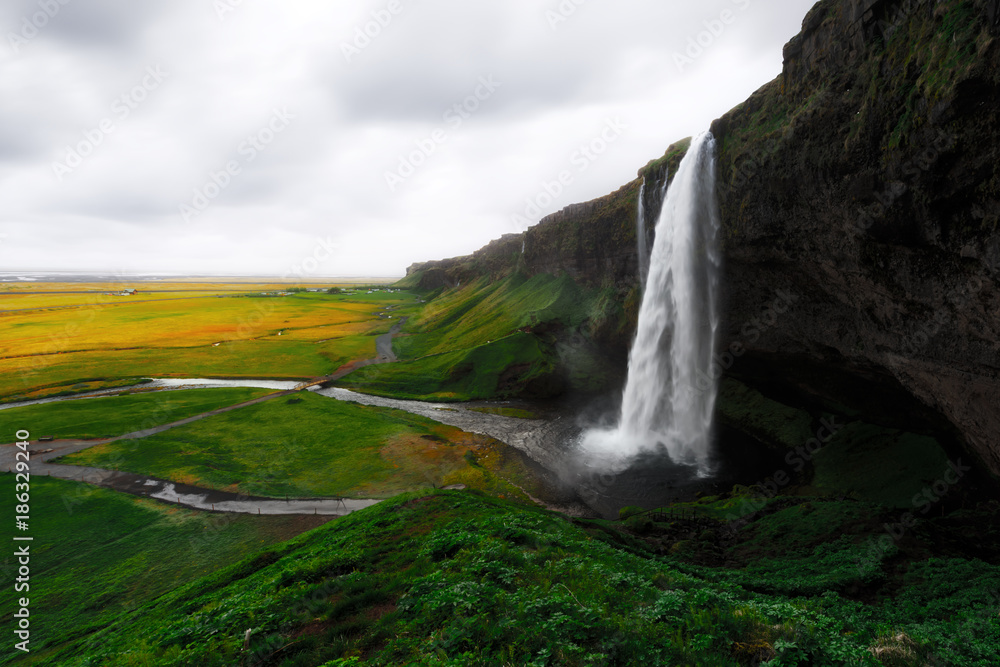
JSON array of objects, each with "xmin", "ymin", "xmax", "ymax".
[{"xmin": 582, "ymin": 132, "xmax": 722, "ymax": 470}]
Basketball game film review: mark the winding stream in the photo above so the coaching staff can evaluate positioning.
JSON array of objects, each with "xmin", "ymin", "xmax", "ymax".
[{"xmin": 1, "ymin": 376, "xmax": 579, "ymax": 516}]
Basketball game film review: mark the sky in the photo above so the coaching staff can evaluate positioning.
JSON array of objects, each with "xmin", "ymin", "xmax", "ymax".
[{"xmin": 0, "ymin": 0, "xmax": 818, "ymax": 278}]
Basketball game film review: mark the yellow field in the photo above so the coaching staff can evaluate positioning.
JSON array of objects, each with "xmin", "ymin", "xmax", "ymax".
[{"xmin": 0, "ymin": 282, "xmax": 417, "ymax": 399}]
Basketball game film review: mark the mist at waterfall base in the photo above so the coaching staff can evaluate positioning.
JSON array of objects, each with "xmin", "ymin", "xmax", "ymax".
[
  {"xmin": 566, "ymin": 132, "xmax": 740, "ymax": 513},
  {"xmin": 581, "ymin": 131, "xmax": 721, "ymax": 465}
]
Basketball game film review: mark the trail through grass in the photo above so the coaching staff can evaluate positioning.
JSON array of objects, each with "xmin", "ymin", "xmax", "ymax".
[{"xmin": 0, "ymin": 387, "xmax": 275, "ymax": 440}]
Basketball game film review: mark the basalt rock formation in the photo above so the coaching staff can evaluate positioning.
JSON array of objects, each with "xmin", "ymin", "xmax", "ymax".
[{"xmin": 404, "ymin": 0, "xmax": 1000, "ymax": 477}]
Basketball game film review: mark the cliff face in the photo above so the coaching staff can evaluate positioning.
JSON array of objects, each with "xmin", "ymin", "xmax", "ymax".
[
  {"xmin": 710, "ymin": 0, "xmax": 1000, "ymax": 475},
  {"xmin": 404, "ymin": 0, "xmax": 1000, "ymax": 476},
  {"xmin": 405, "ymin": 140, "xmax": 688, "ymax": 292}
]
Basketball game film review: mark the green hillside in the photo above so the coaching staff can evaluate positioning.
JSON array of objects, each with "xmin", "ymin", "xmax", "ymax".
[{"xmin": 24, "ymin": 490, "xmax": 1000, "ymax": 666}]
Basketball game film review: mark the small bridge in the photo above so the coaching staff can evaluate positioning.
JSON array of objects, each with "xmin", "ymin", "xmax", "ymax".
[{"xmin": 293, "ymin": 377, "xmax": 330, "ymax": 391}]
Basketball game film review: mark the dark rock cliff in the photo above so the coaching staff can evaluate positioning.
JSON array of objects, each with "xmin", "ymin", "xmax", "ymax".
[
  {"xmin": 404, "ymin": 0, "xmax": 1000, "ymax": 477},
  {"xmin": 710, "ymin": 0, "xmax": 1000, "ymax": 476}
]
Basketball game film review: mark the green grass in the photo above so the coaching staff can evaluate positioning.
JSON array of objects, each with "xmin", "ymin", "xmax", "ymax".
[
  {"xmin": 395, "ymin": 273, "xmax": 590, "ymax": 359},
  {"xmin": 341, "ymin": 272, "xmax": 622, "ymax": 401},
  {"xmin": 0, "ymin": 387, "xmax": 275, "ymax": 440},
  {"xmin": 340, "ymin": 333, "xmax": 559, "ymax": 401},
  {"xmin": 716, "ymin": 378, "xmax": 815, "ymax": 450},
  {"xmin": 0, "ymin": 378, "xmax": 153, "ymax": 405},
  {"xmin": 24, "ymin": 490, "xmax": 1000, "ymax": 666},
  {"xmin": 5, "ymin": 340, "xmax": 337, "ymax": 398},
  {"xmin": 810, "ymin": 424, "xmax": 950, "ymax": 508},
  {"xmin": 0, "ymin": 476, "xmax": 330, "ymax": 665},
  {"xmin": 59, "ymin": 392, "xmax": 542, "ymax": 500}
]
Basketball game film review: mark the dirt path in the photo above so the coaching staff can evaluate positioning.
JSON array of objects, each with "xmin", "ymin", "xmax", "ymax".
[
  {"xmin": 0, "ymin": 390, "xmax": 298, "ymax": 467},
  {"xmin": 376, "ymin": 317, "xmax": 406, "ymax": 362},
  {"xmin": 307, "ymin": 316, "xmax": 408, "ymax": 385},
  {"xmin": 118, "ymin": 389, "xmax": 299, "ymax": 440}
]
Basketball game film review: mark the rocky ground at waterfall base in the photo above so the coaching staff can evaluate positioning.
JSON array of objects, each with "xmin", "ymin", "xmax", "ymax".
[{"xmin": 23, "ymin": 485, "xmax": 999, "ymax": 666}]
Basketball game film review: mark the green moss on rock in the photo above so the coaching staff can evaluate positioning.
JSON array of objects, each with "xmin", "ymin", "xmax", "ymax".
[{"xmin": 716, "ymin": 378, "xmax": 815, "ymax": 450}]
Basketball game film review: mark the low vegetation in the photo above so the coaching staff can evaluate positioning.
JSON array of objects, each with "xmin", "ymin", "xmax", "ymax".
[
  {"xmin": 0, "ymin": 476, "xmax": 331, "ymax": 665},
  {"xmin": 21, "ymin": 489, "xmax": 999, "ymax": 666}
]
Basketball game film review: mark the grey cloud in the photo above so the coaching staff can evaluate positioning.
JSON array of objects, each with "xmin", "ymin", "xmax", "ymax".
[
  {"xmin": 1, "ymin": 0, "xmax": 820, "ymax": 276},
  {"xmin": 2, "ymin": 0, "xmax": 171, "ymax": 51}
]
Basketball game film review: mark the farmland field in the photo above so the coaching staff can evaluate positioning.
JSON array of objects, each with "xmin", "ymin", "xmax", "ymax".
[{"xmin": 0, "ymin": 282, "xmax": 421, "ymax": 401}]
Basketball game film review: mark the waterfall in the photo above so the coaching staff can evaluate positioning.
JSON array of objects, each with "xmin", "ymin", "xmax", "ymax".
[
  {"xmin": 636, "ymin": 172, "xmax": 668, "ymax": 287},
  {"xmin": 582, "ymin": 132, "xmax": 721, "ymax": 469},
  {"xmin": 637, "ymin": 179, "xmax": 649, "ymax": 285}
]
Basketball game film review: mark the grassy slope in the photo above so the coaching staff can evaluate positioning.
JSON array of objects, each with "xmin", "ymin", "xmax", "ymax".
[
  {"xmin": 61, "ymin": 392, "xmax": 545, "ymax": 501},
  {"xmin": 397, "ymin": 273, "xmax": 589, "ymax": 358},
  {"xmin": 0, "ymin": 387, "xmax": 275, "ymax": 440},
  {"xmin": 0, "ymin": 476, "xmax": 331, "ymax": 665},
  {"xmin": 339, "ymin": 333, "xmax": 556, "ymax": 401},
  {"xmin": 31, "ymin": 490, "xmax": 1000, "ymax": 667},
  {"xmin": 340, "ymin": 273, "xmax": 616, "ymax": 401}
]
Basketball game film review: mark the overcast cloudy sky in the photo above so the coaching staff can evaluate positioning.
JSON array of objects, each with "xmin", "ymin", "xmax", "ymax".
[{"xmin": 0, "ymin": 0, "xmax": 817, "ymax": 278}]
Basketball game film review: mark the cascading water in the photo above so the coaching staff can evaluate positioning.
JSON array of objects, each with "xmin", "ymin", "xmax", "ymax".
[
  {"xmin": 637, "ymin": 179, "xmax": 649, "ymax": 285},
  {"xmin": 636, "ymin": 173, "xmax": 669, "ymax": 287},
  {"xmin": 581, "ymin": 131, "xmax": 722, "ymax": 470}
]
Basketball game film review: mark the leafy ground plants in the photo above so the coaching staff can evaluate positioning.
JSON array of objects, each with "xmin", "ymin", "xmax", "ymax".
[
  {"xmin": 0, "ymin": 477, "xmax": 331, "ymax": 665},
  {"xmin": 18, "ymin": 490, "xmax": 999, "ymax": 666}
]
